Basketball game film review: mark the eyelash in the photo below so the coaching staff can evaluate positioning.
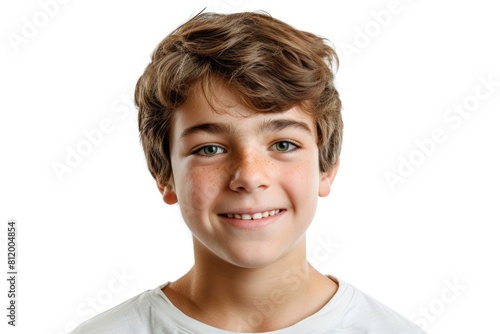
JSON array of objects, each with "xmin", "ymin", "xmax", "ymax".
[
  {"xmin": 193, "ymin": 145, "xmax": 226, "ymax": 157},
  {"xmin": 192, "ymin": 140, "xmax": 300, "ymax": 158},
  {"xmin": 270, "ymin": 140, "xmax": 300, "ymax": 152}
]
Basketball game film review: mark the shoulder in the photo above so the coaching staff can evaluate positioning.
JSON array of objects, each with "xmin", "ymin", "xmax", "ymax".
[
  {"xmin": 69, "ymin": 285, "xmax": 179, "ymax": 334},
  {"xmin": 327, "ymin": 277, "xmax": 426, "ymax": 333}
]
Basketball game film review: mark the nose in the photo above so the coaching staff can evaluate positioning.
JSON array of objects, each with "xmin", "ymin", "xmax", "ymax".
[{"xmin": 228, "ymin": 149, "xmax": 270, "ymax": 193}]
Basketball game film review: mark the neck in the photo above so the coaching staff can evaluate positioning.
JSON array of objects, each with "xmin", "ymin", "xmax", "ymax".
[
  {"xmin": 164, "ymin": 237, "xmax": 337, "ymax": 332},
  {"xmin": 192, "ymin": 237, "xmax": 311, "ymax": 302}
]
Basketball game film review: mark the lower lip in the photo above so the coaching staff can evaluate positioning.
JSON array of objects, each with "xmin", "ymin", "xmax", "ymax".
[{"xmin": 219, "ymin": 210, "xmax": 285, "ymax": 230}]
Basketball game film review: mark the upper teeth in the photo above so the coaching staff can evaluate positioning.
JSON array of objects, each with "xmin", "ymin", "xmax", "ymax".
[{"xmin": 226, "ymin": 210, "xmax": 281, "ymax": 220}]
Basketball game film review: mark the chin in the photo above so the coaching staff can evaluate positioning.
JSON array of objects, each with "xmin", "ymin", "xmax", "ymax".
[{"xmin": 218, "ymin": 242, "xmax": 292, "ymax": 269}]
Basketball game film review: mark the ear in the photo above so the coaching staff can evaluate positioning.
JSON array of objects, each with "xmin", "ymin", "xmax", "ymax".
[
  {"xmin": 155, "ymin": 177, "xmax": 178, "ymax": 205},
  {"xmin": 318, "ymin": 159, "xmax": 340, "ymax": 197}
]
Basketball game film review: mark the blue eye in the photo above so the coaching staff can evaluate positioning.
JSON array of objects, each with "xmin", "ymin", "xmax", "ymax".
[
  {"xmin": 196, "ymin": 145, "xmax": 225, "ymax": 156},
  {"xmin": 272, "ymin": 141, "xmax": 298, "ymax": 152}
]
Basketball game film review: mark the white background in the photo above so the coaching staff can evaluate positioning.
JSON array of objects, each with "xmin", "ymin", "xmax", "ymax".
[{"xmin": 1, "ymin": 0, "xmax": 499, "ymax": 333}]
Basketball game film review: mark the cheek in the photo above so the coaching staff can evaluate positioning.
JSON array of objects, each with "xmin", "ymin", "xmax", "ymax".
[
  {"xmin": 282, "ymin": 160, "xmax": 321, "ymax": 204},
  {"xmin": 178, "ymin": 166, "xmax": 228, "ymax": 212},
  {"xmin": 287, "ymin": 158, "xmax": 320, "ymax": 185}
]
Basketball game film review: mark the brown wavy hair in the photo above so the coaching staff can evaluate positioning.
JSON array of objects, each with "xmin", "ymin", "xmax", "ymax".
[{"xmin": 135, "ymin": 11, "xmax": 343, "ymax": 186}]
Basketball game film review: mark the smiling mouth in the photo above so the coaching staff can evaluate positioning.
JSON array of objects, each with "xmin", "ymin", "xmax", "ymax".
[{"xmin": 220, "ymin": 209, "xmax": 284, "ymax": 220}]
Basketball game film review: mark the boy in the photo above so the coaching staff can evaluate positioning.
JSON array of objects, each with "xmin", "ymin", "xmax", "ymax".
[{"xmin": 71, "ymin": 11, "xmax": 425, "ymax": 333}]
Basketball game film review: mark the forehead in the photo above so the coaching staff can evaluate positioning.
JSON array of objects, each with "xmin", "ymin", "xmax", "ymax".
[{"xmin": 171, "ymin": 83, "xmax": 316, "ymax": 137}]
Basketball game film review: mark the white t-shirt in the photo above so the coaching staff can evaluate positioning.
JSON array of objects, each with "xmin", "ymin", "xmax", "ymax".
[{"xmin": 70, "ymin": 277, "xmax": 425, "ymax": 334}]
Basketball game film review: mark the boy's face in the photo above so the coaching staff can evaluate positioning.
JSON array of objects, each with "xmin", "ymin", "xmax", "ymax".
[{"xmin": 157, "ymin": 84, "xmax": 338, "ymax": 269}]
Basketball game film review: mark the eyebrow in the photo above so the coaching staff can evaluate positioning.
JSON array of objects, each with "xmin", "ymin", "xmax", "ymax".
[
  {"xmin": 180, "ymin": 118, "xmax": 313, "ymax": 138},
  {"xmin": 181, "ymin": 122, "xmax": 234, "ymax": 138},
  {"xmin": 258, "ymin": 119, "xmax": 313, "ymax": 135}
]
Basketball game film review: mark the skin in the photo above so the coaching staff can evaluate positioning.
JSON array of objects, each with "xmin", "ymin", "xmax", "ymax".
[{"xmin": 156, "ymin": 83, "xmax": 340, "ymax": 332}]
